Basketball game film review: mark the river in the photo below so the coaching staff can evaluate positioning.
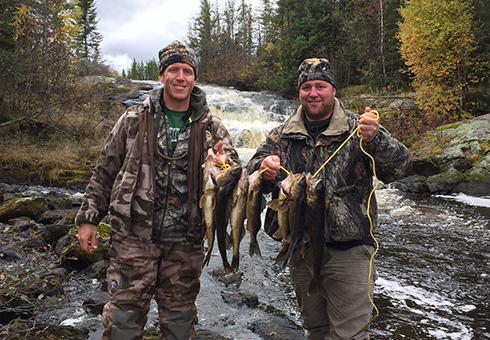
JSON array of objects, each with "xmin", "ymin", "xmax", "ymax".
[{"xmin": 41, "ymin": 83, "xmax": 490, "ymax": 339}]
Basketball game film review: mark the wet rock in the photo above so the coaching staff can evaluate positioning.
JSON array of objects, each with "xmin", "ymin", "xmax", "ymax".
[
  {"xmin": 221, "ymin": 291, "xmax": 259, "ymax": 307},
  {"xmin": 392, "ymin": 175, "xmax": 429, "ymax": 193},
  {"xmin": 81, "ymin": 259, "xmax": 109, "ymax": 280},
  {"xmin": 0, "ymin": 322, "xmax": 89, "ymax": 340},
  {"xmin": 83, "ymin": 291, "xmax": 110, "ymax": 315},
  {"xmin": 48, "ymin": 196, "xmax": 73, "ymax": 210},
  {"xmin": 22, "ymin": 231, "xmax": 48, "ymax": 250},
  {"xmin": 10, "ymin": 217, "xmax": 36, "ymax": 232},
  {"xmin": 0, "ymin": 196, "xmax": 48, "ymax": 222},
  {"xmin": 40, "ymin": 267, "xmax": 68, "ymax": 295},
  {"xmin": 195, "ymin": 328, "xmax": 229, "ymax": 340},
  {"xmin": 0, "ymin": 246, "xmax": 21, "ymax": 260},
  {"xmin": 404, "ymin": 115, "xmax": 490, "ymax": 195},
  {"xmin": 38, "ymin": 208, "xmax": 78, "ymax": 225},
  {"xmin": 210, "ymin": 268, "xmax": 244, "ymax": 287},
  {"xmin": 42, "ymin": 223, "xmax": 74, "ymax": 246},
  {"xmin": 248, "ymin": 318, "xmax": 306, "ymax": 340}
]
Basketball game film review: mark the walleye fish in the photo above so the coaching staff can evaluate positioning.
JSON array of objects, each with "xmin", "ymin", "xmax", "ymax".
[
  {"xmin": 246, "ymin": 170, "xmax": 265, "ymax": 258},
  {"xmin": 266, "ymin": 173, "xmax": 296, "ymax": 266},
  {"xmin": 303, "ymin": 173, "xmax": 328, "ymax": 298},
  {"xmin": 214, "ymin": 163, "xmax": 242, "ymax": 272},
  {"xmin": 285, "ymin": 172, "xmax": 307, "ymax": 264},
  {"xmin": 230, "ymin": 168, "xmax": 249, "ymax": 272},
  {"xmin": 200, "ymin": 156, "xmax": 221, "ymax": 268}
]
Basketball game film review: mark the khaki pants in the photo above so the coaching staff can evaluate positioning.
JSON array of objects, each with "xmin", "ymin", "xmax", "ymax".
[
  {"xmin": 102, "ymin": 233, "xmax": 204, "ymax": 340},
  {"xmin": 290, "ymin": 245, "xmax": 377, "ymax": 340}
]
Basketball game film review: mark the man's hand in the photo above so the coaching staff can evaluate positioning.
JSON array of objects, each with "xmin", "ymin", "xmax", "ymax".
[
  {"xmin": 358, "ymin": 107, "xmax": 380, "ymax": 144},
  {"xmin": 207, "ymin": 141, "xmax": 228, "ymax": 166},
  {"xmin": 260, "ymin": 155, "xmax": 281, "ymax": 181},
  {"xmin": 78, "ymin": 223, "xmax": 98, "ymax": 255}
]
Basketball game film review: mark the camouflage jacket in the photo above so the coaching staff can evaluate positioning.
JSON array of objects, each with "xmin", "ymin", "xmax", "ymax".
[
  {"xmin": 247, "ymin": 98, "xmax": 412, "ymax": 249},
  {"xmin": 75, "ymin": 86, "xmax": 240, "ymax": 243}
]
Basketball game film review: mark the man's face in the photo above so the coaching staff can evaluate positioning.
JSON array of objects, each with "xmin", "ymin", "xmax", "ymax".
[
  {"xmin": 160, "ymin": 62, "xmax": 196, "ymax": 107},
  {"xmin": 299, "ymin": 80, "xmax": 336, "ymax": 121}
]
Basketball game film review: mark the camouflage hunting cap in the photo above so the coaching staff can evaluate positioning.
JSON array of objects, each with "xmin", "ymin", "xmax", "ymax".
[
  {"xmin": 297, "ymin": 58, "xmax": 336, "ymax": 89},
  {"xmin": 158, "ymin": 40, "xmax": 198, "ymax": 78}
]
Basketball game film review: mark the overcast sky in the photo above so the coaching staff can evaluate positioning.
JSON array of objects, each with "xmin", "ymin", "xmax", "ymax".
[
  {"xmin": 95, "ymin": 0, "xmax": 262, "ymax": 74},
  {"xmin": 95, "ymin": 0, "xmax": 201, "ymax": 73}
]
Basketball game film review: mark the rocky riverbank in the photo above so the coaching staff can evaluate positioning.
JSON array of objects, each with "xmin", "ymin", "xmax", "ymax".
[
  {"xmin": 396, "ymin": 114, "xmax": 490, "ymax": 195},
  {"xmin": 0, "ymin": 183, "xmax": 305, "ymax": 340}
]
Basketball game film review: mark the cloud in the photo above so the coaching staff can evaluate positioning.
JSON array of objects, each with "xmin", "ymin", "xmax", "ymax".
[{"xmin": 95, "ymin": 0, "xmax": 199, "ymax": 72}]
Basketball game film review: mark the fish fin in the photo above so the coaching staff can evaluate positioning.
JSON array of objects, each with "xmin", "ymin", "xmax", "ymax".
[
  {"xmin": 231, "ymin": 256, "xmax": 239, "ymax": 272},
  {"xmin": 272, "ymin": 228, "xmax": 283, "ymax": 240},
  {"xmin": 267, "ymin": 199, "xmax": 282, "ymax": 210},
  {"xmin": 225, "ymin": 231, "xmax": 233, "ymax": 250},
  {"xmin": 260, "ymin": 194, "xmax": 267, "ymax": 212},
  {"xmin": 199, "ymin": 194, "xmax": 206, "ymax": 208},
  {"xmin": 308, "ymin": 279, "xmax": 328, "ymax": 299},
  {"xmin": 239, "ymin": 225, "xmax": 246, "ymax": 240},
  {"xmin": 273, "ymin": 248, "xmax": 287, "ymax": 264},
  {"xmin": 274, "ymin": 256, "xmax": 288, "ymax": 270}
]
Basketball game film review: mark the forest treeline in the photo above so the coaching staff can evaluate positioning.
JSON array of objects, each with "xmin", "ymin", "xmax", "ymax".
[
  {"xmin": 0, "ymin": 0, "xmax": 489, "ymax": 146},
  {"xmin": 126, "ymin": 0, "xmax": 490, "ymax": 129}
]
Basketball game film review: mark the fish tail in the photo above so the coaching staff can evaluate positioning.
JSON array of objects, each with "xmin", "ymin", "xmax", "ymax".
[
  {"xmin": 203, "ymin": 250, "xmax": 212, "ymax": 268},
  {"xmin": 249, "ymin": 242, "xmax": 262, "ymax": 258},
  {"xmin": 222, "ymin": 259, "xmax": 232, "ymax": 272},
  {"xmin": 273, "ymin": 246, "xmax": 288, "ymax": 265},
  {"xmin": 231, "ymin": 255, "xmax": 239, "ymax": 272}
]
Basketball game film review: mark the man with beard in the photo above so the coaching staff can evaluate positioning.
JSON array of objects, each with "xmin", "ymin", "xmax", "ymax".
[{"xmin": 247, "ymin": 58, "xmax": 412, "ymax": 339}]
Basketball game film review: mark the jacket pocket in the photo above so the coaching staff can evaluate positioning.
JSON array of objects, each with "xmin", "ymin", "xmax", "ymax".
[{"xmin": 326, "ymin": 185, "xmax": 370, "ymax": 242}]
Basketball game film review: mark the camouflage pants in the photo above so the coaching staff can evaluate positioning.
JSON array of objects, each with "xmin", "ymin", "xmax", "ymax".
[
  {"xmin": 102, "ymin": 233, "xmax": 205, "ymax": 340},
  {"xmin": 290, "ymin": 245, "xmax": 377, "ymax": 340}
]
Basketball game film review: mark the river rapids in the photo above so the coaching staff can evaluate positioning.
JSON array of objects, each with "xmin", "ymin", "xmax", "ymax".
[{"xmin": 35, "ymin": 83, "xmax": 490, "ymax": 339}]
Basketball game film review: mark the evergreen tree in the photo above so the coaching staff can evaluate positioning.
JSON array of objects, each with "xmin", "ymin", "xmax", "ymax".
[
  {"xmin": 74, "ymin": 0, "xmax": 102, "ymax": 61},
  {"xmin": 188, "ymin": 0, "xmax": 215, "ymax": 78},
  {"xmin": 0, "ymin": 0, "xmax": 21, "ymax": 120},
  {"xmin": 145, "ymin": 58, "xmax": 159, "ymax": 81}
]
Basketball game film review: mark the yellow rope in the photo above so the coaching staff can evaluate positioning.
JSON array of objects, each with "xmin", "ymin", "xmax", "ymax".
[
  {"xmin": 309, "ymin": 109, "xmax": 381, "ymax": 334},
  {"xmin": 258, "ymin": 165, "xmax": 292, "ymax": 176},
  {"xmin": 312, "ymin": 127, "xmax": 360, "ymax": 178},
  {"xmin": 260, "ymin": 110, "xmax": 382, "ymax": 333},
  {"xmin": 358, "ymin": 134, "xmax": 380, "ymax": 332}
]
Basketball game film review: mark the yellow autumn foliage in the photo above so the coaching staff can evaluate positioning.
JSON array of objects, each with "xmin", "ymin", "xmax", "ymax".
[{"xmin": 397, "ymin": 0, "xmax": 485, "ymax": 128}]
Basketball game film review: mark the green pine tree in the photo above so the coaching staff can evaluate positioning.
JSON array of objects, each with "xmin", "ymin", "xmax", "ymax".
[{"xmin": 74, "ymin": 0, "xmax": 102, "ymax": 61}]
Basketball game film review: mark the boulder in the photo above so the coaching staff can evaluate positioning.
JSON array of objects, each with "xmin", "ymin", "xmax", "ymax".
[
  {"xmin": 398, "ymin": 115, "xmax": 490, "ymax": 195},
  {"xmin": 0, "ymin": 196, "xmax": 48, "ymax": 222}
]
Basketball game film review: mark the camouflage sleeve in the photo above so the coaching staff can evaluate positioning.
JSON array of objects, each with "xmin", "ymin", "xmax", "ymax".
[
  {"xmin": 363, "ymin": 126, "xmax": 413, "ymax": 183},
  {"xmin": 210, "ymin": 115, "xmax": 241, "ymax": 166},
  {"xmin": 75, "ymin": 112, "xmax": 129, "ymax": 226},
  {"xmin": 246, "ymin": 125, "xmax": 283, "ymax": 174}
]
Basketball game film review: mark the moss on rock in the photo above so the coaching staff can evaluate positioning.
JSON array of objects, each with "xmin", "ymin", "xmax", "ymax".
[{"xmin": 0, "ymin": 197, "xmax": 48, "ymax": 222}]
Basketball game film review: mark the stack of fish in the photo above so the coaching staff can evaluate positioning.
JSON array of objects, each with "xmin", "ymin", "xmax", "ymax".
[{"xmin": 200, "ymin": 158, "xmax": 327, "ymax": 294}]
